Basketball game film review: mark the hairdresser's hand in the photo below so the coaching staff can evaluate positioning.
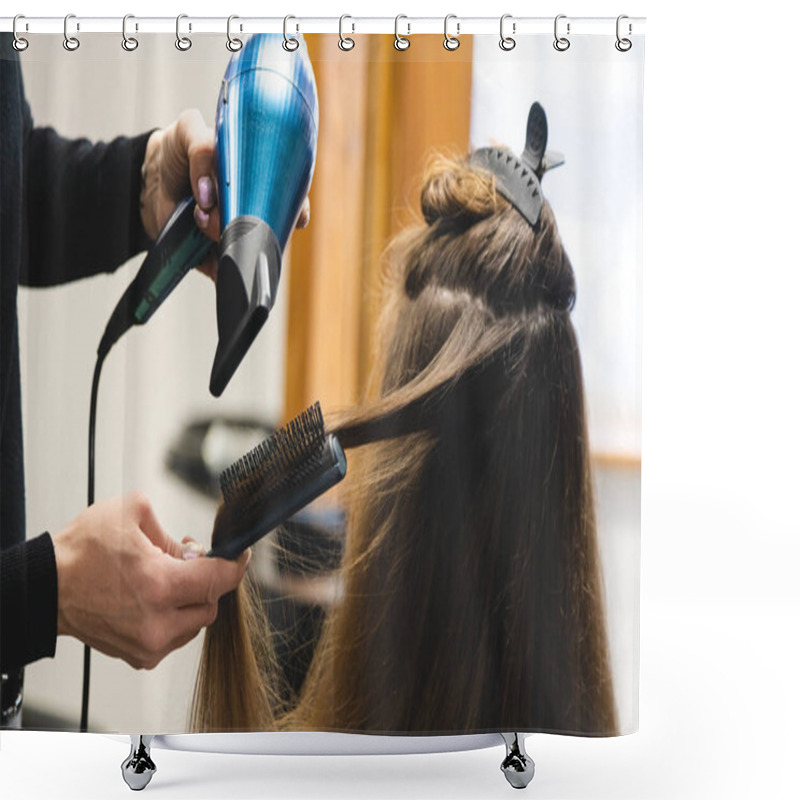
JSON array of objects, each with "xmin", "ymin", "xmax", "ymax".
[
  {"xmin": 140, "ymin": 109, "xmax": 311, "ymax": 283},
  {"xmin": 52, "ymin": 492, "xmax": 251, "ymax": 671},
  {"xmin": 140, "ymin": 109, "xmax": 221, "ymax": 280}
]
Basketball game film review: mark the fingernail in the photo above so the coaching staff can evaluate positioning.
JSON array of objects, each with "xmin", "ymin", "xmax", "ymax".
[
  {"xmin": 182, "ymin": 541, "xmax": 206, "ymax": 560},
  {"xmin": 198, "ymin": 176, "xmax": 214, "ymax": 210},
  {"xmin": 195, "ymin": 207, "xmax": 209, "ymax": 230}
]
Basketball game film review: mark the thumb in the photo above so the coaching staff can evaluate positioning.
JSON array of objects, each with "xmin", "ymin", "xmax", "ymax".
[
  {"xmin": 132, "ymin": 494, "xmax": 183, "ymax": 560},
  {"xmin": 161, "ymin": 547, "xmax": 251, "ymax": 607}
]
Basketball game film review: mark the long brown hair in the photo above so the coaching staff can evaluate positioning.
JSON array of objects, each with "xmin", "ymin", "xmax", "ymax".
[{"xmin": 190, "ymin": 154, "xmax": 618, "ymax": 736}]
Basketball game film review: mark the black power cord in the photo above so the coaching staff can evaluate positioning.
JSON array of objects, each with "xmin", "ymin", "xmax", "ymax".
[
  {"xmin": 80, "ymin": 348, "xmax": 107, "ymax": 733},
  {"xmin": 76, "ymin": 197, "xmax": 207, "ymax": 731}
]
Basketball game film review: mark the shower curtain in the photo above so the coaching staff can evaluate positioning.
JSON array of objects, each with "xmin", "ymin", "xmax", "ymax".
[{"xmin": 1, "ymin": 23, "xmax": 643, "ymax": 740}]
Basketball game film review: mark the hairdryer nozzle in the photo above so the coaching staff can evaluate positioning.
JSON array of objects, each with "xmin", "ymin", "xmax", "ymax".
[{"xmin": 210, "ymin": 216, "xmax": 281, "ymax": 397}]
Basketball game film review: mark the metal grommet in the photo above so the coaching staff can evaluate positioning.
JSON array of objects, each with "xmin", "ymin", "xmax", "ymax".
[
  {"xmin": 12, "ymin": 15, "xmax": 29, "ymax": 52},
  {"xmin": 176, "ymin": 14, "xmax": 192, "ymax": 51},
  {"xmin": 63, "ymin": 14, "xmax": 80, "ymax": 51},
  {"xmin": 338, "ymin": 14, "xmax": 355, "ymax": 51},
  {"xmin": 443, "ymin": 14, "xmax": 460, "ymax": 51},
  {"xmin": 499, "ymin": 14, "xmax": 516, "ymax": 51},
  {"xmin": 553, "ymin": 14, "xmax": 570, "ymax": 51},
  {"xmin": 394, "ymin": 15, "xmax": 410, "ymax": 51},
  {"xmin": 615, "ymin": 14, "xmax": 632, "ymax": 52},
  {"xmin": 122, "ymin": 14, "xmax": 139, "ymax": 51},
  {"xmin": 226, "ymin": 15, "xmax": 242, "ymax": 52},
  {"xmin": 283, "ymin": 15, "xmax": 299, "ymax": 52}
]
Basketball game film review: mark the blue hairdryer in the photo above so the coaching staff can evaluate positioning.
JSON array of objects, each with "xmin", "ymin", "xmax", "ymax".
[
  {"xmin": 211, "ymin": 34, "xmax": 318, "ymax": 396},
  {"xmin": 97, "ymin": 34, "xmax": 319, "ymax": 397}
]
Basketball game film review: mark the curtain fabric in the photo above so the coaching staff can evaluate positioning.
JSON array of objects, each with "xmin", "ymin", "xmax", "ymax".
[{"xmin": 1, "ymin": 31, "xmax": 643, "ymax": 737}]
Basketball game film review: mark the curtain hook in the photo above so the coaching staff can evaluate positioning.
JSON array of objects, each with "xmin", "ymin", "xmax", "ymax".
[
  {"xmin": 444, "ymin": 14, "xmax": 460, "ymax": 51},
  {"xmin": 226, "ymin": 15, "xmax": 242, "ymax": 52},
  {"xmin": 12, "ymin": 14, "xmax": 29, "ymax": 52},
  {"xmin": 394, "ymin": 14, "xmax": 410, "ymax": 51},
  {"xmin": 615, "ymin": 15, "xmax": 632, "ymax": 52},
  {"xmin": 283, "ymin": 15, "xmax": 300, "ymax": 51},
  {"xmin": 554, "ymin": 14, "xmax": 570, "ymax": 51},
  {"xmin": 63, "ymin": 13, "xmax": 80, "ymax": 51},
  {"xmin": 122, "ymin": 14, "xmax": 139, "ymax": 51},
  {"xmin": 499, "ymin": 14, "xmax": 516, "ymax": 51},
  {"xmin": 338, "ymin": 14, "xmax": 355, "ymax": 51},
  {"xmin": 176, "ymin": 14, "xmax": 192, "ymax": 51}
]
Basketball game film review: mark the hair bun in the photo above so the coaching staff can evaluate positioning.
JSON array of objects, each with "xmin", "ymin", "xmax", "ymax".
[
  {"xmin": 420, "ymin": 156, "xmax": 503, "ymax": 228},
  {"xmin": 406, "ymin": 153, "xmax": 576, "ymax": 317}
]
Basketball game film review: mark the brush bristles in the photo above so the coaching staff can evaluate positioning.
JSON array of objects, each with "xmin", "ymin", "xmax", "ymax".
[{"xmin": 219, "ymin": 402, "xmax": 326, "ymax": 505}]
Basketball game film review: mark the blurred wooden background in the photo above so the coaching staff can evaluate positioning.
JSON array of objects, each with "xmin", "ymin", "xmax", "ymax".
[{"xmin": 284, "ymin": 35, "xmax": 474, "ymax": 420}]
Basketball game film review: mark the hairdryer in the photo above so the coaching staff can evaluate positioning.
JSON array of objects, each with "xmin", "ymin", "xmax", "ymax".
[
  {"xmin": 97, "ymin": 34, "xmax": 319, "ymax": 397},
  {"xmin": 211, "ymin": 34, "xmax": 318, "ymax": 396}
]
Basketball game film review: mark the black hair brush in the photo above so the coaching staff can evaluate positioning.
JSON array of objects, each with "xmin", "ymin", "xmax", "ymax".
[{"xmin": 207, "ymin": 402, "xmax": 347, "ymax": 560}]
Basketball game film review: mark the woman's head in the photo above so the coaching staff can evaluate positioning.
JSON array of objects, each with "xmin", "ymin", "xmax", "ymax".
[
  {"xmin": 414, "ymin": 154, "xmax": 575, "ymax": 313},
  {"xmin": 192, "ymin": 146, "xmax": 617, "ymax": 737},
  {"xmin": 313, "ymin": 153, "xmax": 616, "ymax": 735}
]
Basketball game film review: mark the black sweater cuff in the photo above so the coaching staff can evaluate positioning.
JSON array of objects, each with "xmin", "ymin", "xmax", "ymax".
[
  {"xmin": 129, "ymin": 130, "xmax": 156, "ymax": 253},
  {"xmin": 0, "ymin": 532, "xmax": 58, "ymax": 671}
]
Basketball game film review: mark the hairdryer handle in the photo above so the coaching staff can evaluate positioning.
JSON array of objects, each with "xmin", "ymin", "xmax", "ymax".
[{"xmin": 98, "ymin": 197, "xmax": 213, "ymax": 358}]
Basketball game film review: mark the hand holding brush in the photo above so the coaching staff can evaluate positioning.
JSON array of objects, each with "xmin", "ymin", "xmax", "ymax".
[{"xmin": 51, "ymin": 493, "xmax": 250, "ymax": 671}]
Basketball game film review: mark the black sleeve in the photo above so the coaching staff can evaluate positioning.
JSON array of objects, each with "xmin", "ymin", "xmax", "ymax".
[
  {"xmin": 20, "ymin": 122, "xmax": 154, "ymax": 288},
  {"xmin": 0, "ymin": 532, "xmax": 58, "ymax": 672}
]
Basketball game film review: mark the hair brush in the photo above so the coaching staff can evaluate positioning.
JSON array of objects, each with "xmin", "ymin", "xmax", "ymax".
[{"xmin": 206, "ymin": 402, "xmax": 347, "ymax": 560}]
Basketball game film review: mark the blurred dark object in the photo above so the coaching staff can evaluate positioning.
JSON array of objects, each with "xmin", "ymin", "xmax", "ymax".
[
  {"xmin": 262, "ymin": 515, "xmax": 344, "ymax": 698},
  {"xmin": 276, "ymin": 514, "xmax": 344, "ymax": 576},
  {"xmin": 165, "ymin": 416, "xmax": 348, "ymax": 532},
  {"xmin": 166, "ymin": 416, "xmax": 275, "ymax": 498},
  {"xmin": 166, "ymin": 416, "xmax": 345, "ymax": 694}
]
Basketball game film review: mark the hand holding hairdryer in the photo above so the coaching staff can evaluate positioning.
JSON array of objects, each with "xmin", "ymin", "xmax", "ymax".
[
  {"xmin": 139, "ymin": 109, "xmax": 221, "ymax": 267},
  {"xmin": 97, "ymin": 34, "xmax": 319, "ymax": 397}
]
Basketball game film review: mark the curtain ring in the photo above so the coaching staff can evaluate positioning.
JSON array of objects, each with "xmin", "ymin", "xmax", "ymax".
[
  {"xmin": 283, "ymin": 15, "xmax": 299, "ymax": 52},
  {"xmin": 122, "ymin": 14, "xmax": 139, "ymax": 51},
  {"xmin": 499, "ymin": 14, "xmax": 515, "ymax": 51},
  {"xmin": 63, "ymin": 14, "xmax": 80, "ymax": 51},
  {"xmin": 394, "ymin": 15, "xmax": 410, "ymax": 51},
  {"xmin": 12, "ymin": 15, "xmax": 29, "ymax": 52},
  {"xmin": 443, "ymin": 14, "xmax": 460, "ymax": 51},
  {"xmin": 615, "ymin": 15, "xmax": 632, "ymax": 52},
  {"xmin": 553, "ymin": 14, "xmax": 570, "ymax": 51},
  {"xmin": 338, "ymin": 14, "xmax": 355, "ymax": 51},
  {"xmin": 226, "ymin": 15, "xmax": 242, "ymax": 52},
  {"xmin": 176, "ymin": 14, "xmax": 192, "ymax": 51}
]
